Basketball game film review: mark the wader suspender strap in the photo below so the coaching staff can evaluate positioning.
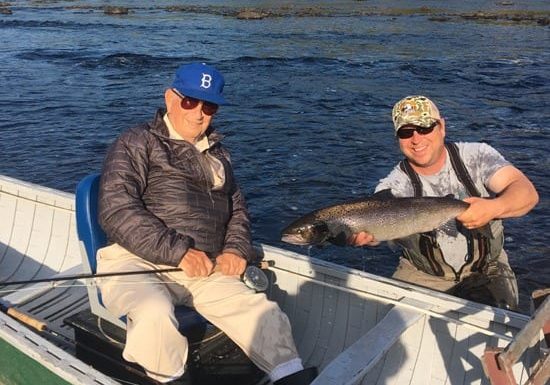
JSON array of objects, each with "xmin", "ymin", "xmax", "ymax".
[
  {"xmin": 445, "ymin": 142, "xmax": 491, "ymax": 271},
  {"xmin": 445, "ymin": 142, "xmax": 481, "ymax": 197},
  {"xmin": 399, "ymin": 142, "xmax": 490, "ymax": 276},
  {"xmin": 398, "ymin": 159, "xmax": 443, "ymax": 275},
  {"xmin": 399, "ymin": 160, "xmax": 423, "ymax": 198}
]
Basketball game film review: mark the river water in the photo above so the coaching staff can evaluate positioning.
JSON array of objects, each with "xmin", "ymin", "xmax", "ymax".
[{"xmin": 0, "ymin": 0, "xmax": 548, "ymax": 313}]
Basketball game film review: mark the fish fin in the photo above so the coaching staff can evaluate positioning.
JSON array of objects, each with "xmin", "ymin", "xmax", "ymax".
[
  {"xmin": 327, "ymin": 223, "xmax": 353, "ymax": 247},
  {"xmin": 455, "ymin": 220, "xmax": 494, "ymax": 239},
  {"xmin": 329, "ymin": 231, "xmax": 349, "ymax": 246},
  {"xmin": 439, "ymin": 219, "xmax": 461, "ymax": 237},
  {"xmin": 313, "ymin": 242, "xmax": 330, "ymax": 249},
  {"xmin": 470, "ymin": 224, "xmax": 494, "ymax": 238},
  {"xmin": 372, "ymin": 189, "xmax": 395, "ymax": 200}
]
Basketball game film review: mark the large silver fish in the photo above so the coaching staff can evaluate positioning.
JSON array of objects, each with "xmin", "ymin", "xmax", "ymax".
[{"xmin": 281, "ymin": 195, "xmax": 469, "ymax": 246}]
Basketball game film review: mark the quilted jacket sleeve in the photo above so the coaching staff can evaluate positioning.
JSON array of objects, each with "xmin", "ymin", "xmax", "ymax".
[
  {"xmin": 98, "ymin": 127, "xmax": 192, "ymax": 266},
  {"xmin": 223, "ymin": 183, "xmax": 256, "ymax": 262}
]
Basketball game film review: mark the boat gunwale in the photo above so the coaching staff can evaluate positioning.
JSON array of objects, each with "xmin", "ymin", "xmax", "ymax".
[{"xmin": 0, "ymin": 174, "xmax": 75, "ymax": 212}]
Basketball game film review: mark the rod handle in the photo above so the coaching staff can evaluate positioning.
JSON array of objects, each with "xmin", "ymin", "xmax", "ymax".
[{"xmin": 7, "ymin": 307, "xmax": 47, "ymax": 332}]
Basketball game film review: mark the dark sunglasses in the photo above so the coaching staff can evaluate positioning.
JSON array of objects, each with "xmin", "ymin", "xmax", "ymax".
[
  {"xmin": 396, "ymin": 122, "xmax": 439, "ymax": 139},
  {"xmin": 172, "ymin": 89, "xmax": 219, "ymax": 116}
]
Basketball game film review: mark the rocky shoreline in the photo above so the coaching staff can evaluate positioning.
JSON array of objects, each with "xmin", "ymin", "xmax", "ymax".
[{"xmin": 0, "ymin": 3, "xmax": 548, "ymax": 26}]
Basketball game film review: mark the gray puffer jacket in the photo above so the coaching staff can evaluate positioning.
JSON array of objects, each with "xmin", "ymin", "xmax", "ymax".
[{"xmin": 98, "ymin": 109, "xmax": 254, "ymax": 266}]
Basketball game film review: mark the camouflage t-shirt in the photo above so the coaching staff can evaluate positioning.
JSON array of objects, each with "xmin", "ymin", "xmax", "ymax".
[{"xmin": 375, "ymin": 142, "xmax": 510, "ymax": 271}]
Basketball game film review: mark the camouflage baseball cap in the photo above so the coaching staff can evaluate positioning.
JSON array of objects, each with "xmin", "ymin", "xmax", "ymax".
[{"xmin": 392, "ymin": 95, "xmax": 441, "ymax": 132}]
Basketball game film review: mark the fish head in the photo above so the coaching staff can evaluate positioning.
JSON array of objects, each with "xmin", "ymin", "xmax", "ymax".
[{"xmin": 281, "ymin": 219, "xmax": 330, "ymax": 246}]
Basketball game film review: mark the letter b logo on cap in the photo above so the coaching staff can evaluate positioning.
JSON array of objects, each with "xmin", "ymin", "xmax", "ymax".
[{"xmin": 200, "ymin": 73, "xmax": 212, "ymax": 89}]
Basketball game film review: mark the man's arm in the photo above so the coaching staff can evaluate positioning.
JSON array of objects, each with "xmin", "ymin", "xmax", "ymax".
[
  {"xmin": 222, "ymin": 183, "xmax": 254, "ymax": 258},
  {"xmin": 457, "ymin": 165, "xmax": 539, "ymax": 229},
  {"xmin": 215, "ymin": 184, "xmax": 253, "ymax": 275}
]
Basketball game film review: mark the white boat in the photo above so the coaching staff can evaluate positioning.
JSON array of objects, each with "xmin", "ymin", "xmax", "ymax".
[{"xmin": 0, "ymin": 174, "xmax": 547, "ymax": 385}]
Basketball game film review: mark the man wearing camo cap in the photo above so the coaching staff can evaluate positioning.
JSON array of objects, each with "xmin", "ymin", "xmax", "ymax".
[{"xmin": 350, "ymin": 95, "xmax": 538, "ymax": 310}]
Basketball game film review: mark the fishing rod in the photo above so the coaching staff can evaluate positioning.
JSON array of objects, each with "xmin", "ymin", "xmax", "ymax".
[
  {"xmin": 0, "ymin": 260, "xmax": 275, "ymax": 345},
  {"xmin": 0, "ymin": 260, "xmax": 274, "ymax": 287}
]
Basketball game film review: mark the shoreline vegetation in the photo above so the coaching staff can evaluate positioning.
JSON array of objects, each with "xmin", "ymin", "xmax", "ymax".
[{"xmin": 0, "ymin": 3, "xmax": 548, "ymax": 25}]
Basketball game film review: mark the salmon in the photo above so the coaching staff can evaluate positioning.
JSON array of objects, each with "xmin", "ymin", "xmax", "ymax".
[{"xmin": 281, "ymin": 195, "xmax": 469, "ymax": 246}]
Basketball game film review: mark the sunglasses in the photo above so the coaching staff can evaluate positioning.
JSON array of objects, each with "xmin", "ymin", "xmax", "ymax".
[
  {"xmin": 172, "ymin": 89, "xmax": 219, "ymax": 116},
  {"xmin": 396, "ymin": 122, "xmax": 439, "ymax": 139}
]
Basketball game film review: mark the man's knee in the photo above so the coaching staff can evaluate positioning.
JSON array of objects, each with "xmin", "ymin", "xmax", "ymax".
[{"xmin": 129, "ymin": 296, "xmax": 175, "ymax": 320}]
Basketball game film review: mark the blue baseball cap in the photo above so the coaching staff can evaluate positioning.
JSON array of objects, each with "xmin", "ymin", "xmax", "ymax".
[{"xmin": 171, "ymin": 63, "xmax": 226, "ymax": 105}]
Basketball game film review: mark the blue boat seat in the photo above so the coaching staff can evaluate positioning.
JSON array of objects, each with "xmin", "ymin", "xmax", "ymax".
[{"xmin": 75, "ymin": 173, "xmax": 206, "ymax": 331}]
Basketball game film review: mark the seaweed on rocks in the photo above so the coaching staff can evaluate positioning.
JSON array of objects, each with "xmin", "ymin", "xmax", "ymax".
[
  {"xmin": 6, "ymin": 3, "xmax": 550, "ymax": 26},
  {"xmin": 103, "ymin": 6, "xmax": 129, "ymax": 16}
]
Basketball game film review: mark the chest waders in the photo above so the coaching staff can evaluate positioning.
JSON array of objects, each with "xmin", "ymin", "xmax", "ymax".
[{"xmin": 398, "ymin": 142, "xmax": 503, "ymax": 283}]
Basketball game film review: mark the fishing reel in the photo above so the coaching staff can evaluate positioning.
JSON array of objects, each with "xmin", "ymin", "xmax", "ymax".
[
  {"xmin": 242, "ymin": 265, "xmax": 269, "ymax": 292},
  {"xmin": 207, "ymin": 257, "xmax": 271, "ymax": 292}
]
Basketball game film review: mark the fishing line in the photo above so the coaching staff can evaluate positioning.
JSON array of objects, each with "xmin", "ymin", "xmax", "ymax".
[
  {"xmin": 0, "ymin": 281, "xmax": 193, "ymax": 295},
  {"xmin": 0, "ymin": 279, "xmax": 260, "ymax": 296}
]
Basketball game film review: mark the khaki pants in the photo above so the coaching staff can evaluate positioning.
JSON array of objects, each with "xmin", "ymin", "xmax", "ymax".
[
  {"xmin": 392, "ymin": 250, "xmax": 519, "ymax": 310},
  {"xmin": 97, "ymin": 243, "xmax": 300, "ymax": 382}
]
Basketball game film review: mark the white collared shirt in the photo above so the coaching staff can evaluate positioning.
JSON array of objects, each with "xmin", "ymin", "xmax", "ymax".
[{"xmin": 164, "ymin": 114, "xmax": 225, "ymax": 190}]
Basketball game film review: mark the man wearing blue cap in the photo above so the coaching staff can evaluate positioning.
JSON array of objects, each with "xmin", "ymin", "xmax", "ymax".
[{"xmin": 96, "ymin": 63, "xmax": 316, "ymax": 384}]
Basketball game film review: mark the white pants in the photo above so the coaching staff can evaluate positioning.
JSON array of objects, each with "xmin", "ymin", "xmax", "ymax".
[{"xmin": 97, "ymin": 243, "xmax": 300, "ymax": 382}]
